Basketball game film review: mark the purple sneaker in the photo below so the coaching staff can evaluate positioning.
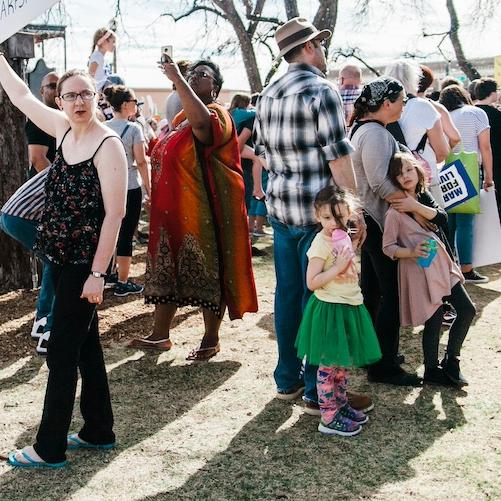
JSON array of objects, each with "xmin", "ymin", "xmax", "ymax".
[
  {"xmin": 339, "ymin": 404, "xmax": 369, "ymax": 424},
  {"xmin": 318, "ymin": 413, "xmax": 362, "ymax": 437}
]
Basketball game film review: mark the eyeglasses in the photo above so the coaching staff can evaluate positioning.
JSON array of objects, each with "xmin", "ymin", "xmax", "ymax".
[
  {"xmin": 127, "ymin": 99, "xmax": 138, "ymax": 104},
  {"xmin": 187, "ymin": 70, "xmax": 216, "ymax": 82},
  {"xmin": 43, "ymin": 82, "xmax": 57, "ymax": 90},
  {"xmin": 59, "ymin": 90, "xmax": 96, "ymax": 102}
]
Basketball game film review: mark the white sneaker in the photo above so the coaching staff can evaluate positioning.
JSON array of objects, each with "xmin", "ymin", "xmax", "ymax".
[
  {"xmin": 31, "ymin": 316, "xmax": 47, "ymax": 339},
  {"xmin": 36, "ymin": 331, "xmax": 50, "ymax": 355}
]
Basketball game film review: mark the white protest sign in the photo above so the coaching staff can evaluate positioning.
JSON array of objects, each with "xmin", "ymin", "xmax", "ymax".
[
  {"xmin": 473, "ymin": 189, "xmax": 501, "ymax": 267},
  {"xmin": 0, "ymin": 0, "xmax": 59, "ymax": 44}
]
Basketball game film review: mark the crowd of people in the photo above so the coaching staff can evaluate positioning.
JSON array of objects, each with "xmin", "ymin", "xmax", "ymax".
[{"xmin": 0, "ymin": 16, "xmax": 499, "ymax": 465}]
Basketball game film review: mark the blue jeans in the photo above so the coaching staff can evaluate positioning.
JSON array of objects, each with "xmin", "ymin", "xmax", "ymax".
[
  {"xmin": 270, "ymin": 217, "xmax": 319, "ymax": 402},
  {"xmin": 447, "ymin": 213, "xmax": 474, "ymax": 265},
  {"xmin": 0, "ymin": 213, "xmax": 54, "ymax": 330}
]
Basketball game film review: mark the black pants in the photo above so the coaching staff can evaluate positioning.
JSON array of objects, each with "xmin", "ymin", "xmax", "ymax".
[
  {"xmin": 116, "ymin": 187, "xmax": 142, "ymax": 257},
  {"xmin": 361, "ymin": 214, "xmax": 400, "ymax": 372},
  {"xmin": 422, "ymin": 282, "xmax": 476, "ymax": 368},
  {"xmin": 33, "ymin": 264, "xmax": 115, "ymax": 463}
]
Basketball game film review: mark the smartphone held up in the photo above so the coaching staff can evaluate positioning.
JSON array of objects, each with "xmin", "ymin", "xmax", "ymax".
[{"xmin": 159, "ymin": 45, "xmax": 173, "ymax": 64}]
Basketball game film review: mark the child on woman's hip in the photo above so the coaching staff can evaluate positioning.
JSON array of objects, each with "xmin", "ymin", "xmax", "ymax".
[
  {"xmin": 295, "ymin": 186, "xmax": 381, "ymax": 437},
  {"xmin": 383, "ymin": 153, "xmax": 476, "ymax": 387}
]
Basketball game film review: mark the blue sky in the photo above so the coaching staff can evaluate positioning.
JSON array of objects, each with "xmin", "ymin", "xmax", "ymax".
[{"xmin": 33, "ymin": 0, "xmax": 501, "ymax": 90}]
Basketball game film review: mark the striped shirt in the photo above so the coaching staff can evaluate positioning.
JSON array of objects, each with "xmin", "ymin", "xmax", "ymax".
[
  {"xmin": 253, "ymin": 63, "xmax": 353, "ymax": 226},
  {"xmin": 1, "ymin": 168, "xmax": 48, "ymax": 220},
  {"xmin": 339, "ymin": 85, "xmax": 361, "ymax": 122},
  {"xmin": 450, "ymin": 105, "xmax": 490, "ymax": 162}
]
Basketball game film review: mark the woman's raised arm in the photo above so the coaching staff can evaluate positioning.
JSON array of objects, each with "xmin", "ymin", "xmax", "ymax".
[{"xmin": 0, "ymin": 54, "xmax": 67, "ymax": 138}]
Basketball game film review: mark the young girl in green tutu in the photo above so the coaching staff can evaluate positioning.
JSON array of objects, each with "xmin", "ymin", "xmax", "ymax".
[{"xmin": 295, "ymin": 186, "xmax": 382, "ymax": 437}]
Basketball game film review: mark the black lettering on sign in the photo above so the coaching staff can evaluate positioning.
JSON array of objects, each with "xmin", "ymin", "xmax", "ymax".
[{"xmin": 0, "ymin": 0, "xmax": 28, "ymax": 21}]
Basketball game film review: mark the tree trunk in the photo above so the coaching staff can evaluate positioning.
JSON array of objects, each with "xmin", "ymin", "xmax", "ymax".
[
  {"xmin": 313, "ymin": 0, "xmax": 339, "ymax": 55},
  {"xmin": 446, "ymin": 0, "xmax": 481, "ymax": 80},
  {"xmin": 214, "ymin": 0, "xmax": 263, "ymax": 93},
  {"xmin": 284, "ymin": 0, "xmax": 299, "ymax": 19},
  {"xmin": 0, "ymin": 44, "xmax": 32, "ymax": 291}
]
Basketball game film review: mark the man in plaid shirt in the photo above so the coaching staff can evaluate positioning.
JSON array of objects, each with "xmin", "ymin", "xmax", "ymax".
[{"xmin": 254, "ymin": 18, "xmax": 371, "ymax": 414}]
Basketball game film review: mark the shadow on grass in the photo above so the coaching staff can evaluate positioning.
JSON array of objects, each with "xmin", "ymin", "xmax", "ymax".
[
  {"xmin": 256, "ymin": 313, "xmax": 274, "ymax": 336},
  {"xmin": 0, "ymin": 356, "xmax": 241, "ymax": 500},
  {"xmin": 140, "ymin": 383, "xmax": 466, "ymax": 501},
  {"xmin": 463, "ymin": 282, "xmax": 501, "ymax": 328},
  {"xmin": 0, "ymin": 355, "xmax": 45, "ymax": 392},
  {"xmin": 0, "ymin": 291, "xmax": 38, "ymax": 322}
]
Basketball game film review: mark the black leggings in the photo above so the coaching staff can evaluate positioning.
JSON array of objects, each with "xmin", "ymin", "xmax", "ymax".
[
  {"xmin": 116, "ymin": 187, "xmax": 142, "ymax": 257},
  {"xmin": 422, "ymin": 282, "xmax": 476, "ymax": 368}
]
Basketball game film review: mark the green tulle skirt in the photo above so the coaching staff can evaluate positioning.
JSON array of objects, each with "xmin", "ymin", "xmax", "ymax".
[{"xmin": 295, "ymin": 294, "xmax": 382, "ymax": 367}]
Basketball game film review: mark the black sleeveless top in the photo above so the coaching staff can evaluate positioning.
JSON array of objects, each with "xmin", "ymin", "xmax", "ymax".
[{"xmin": 35, "ymin": 129, "xmax": 115, "ymax": 265}]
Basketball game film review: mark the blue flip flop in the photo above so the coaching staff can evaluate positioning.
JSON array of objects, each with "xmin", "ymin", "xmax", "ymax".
[
  {"xmin": 7, "ymin": 450, "xmax": 68, "ymax": 469},
  {"xmin": 67, "ymin": 433, "xmax": 116, "ymax": 450}
]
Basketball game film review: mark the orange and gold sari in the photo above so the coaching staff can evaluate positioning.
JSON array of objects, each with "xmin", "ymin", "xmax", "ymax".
[{"xmin": 144, "ymin": 103, "xmax": 258, "ymax": 319}]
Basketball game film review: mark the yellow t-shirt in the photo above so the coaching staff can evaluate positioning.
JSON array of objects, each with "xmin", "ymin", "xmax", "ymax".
[{"xmin": 307, "ymin": 232, "xmax": 363, "ymax": 305}]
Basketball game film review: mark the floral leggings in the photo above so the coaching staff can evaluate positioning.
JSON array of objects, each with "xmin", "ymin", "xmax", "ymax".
[{"xmin": 317, "ymin": 366, "xmax": 348, "ymax": 424}]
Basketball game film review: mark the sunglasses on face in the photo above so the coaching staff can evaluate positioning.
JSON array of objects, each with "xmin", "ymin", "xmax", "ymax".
[
  {"xmin": 187, "ymin": 70, "xmax": 215, "ymax": 82},
  {"xmin": 59, "ymin": 90, "xmax": 96, "ymax": 102},
  {"xmin": 43, "ymin": 82, "xmax": 58, "ymax": 90}
]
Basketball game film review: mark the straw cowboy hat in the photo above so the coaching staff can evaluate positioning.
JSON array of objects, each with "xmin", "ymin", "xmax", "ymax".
[{"xmin": 275, "ymin": 17, "xmax": 332, "ymax": 57}]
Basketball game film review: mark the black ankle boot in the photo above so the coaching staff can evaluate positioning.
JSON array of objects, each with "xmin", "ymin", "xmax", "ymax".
[
  {"xmin": 423, "ymin": 366, "xmax": 455, "ymax": 386},
  {"xmin": 441, "ymin": 355, "xmax": 469, "ymax": 386}
]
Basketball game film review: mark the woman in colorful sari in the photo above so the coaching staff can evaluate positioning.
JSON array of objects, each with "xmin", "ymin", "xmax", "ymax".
[{"xmin": 129, "ymin": 58, "xmax": 258, "ymax": 360}]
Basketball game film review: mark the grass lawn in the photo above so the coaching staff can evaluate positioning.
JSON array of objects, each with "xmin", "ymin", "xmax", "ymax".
[{"xmin": 0, "ymin": 235, "xmax": 500, "ymax": 500}]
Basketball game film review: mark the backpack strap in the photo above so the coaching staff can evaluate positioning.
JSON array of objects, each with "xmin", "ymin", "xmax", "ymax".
[
  {"xmin": 349, "ymin": 119, "xmax": 385, "ymax": 139},
  {"xmin": 386, "ymin": 121, "xmax": 407, "ymax": 146},
  {"xmin": 120, "ymin": 123, "xmax": 131, "ymax": 139},
  {"xmin": 415, "ymin": 132, "xmax": 428, "ymax": 153}
]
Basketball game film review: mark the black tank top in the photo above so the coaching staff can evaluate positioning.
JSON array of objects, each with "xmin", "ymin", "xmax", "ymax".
[{"xmin": 35, "ymin": 129, "xmax": 115, "ymax": 265}]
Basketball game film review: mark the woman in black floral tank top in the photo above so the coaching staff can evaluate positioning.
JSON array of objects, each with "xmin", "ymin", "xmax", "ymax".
[{"xmin": 0, "ymin": 57, "xmax": 127, "ymax": 469}]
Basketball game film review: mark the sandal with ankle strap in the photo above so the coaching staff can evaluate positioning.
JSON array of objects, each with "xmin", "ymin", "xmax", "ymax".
[{"xmin": 127, "ymin": 338, "xmax": 173, "ymax": 351}]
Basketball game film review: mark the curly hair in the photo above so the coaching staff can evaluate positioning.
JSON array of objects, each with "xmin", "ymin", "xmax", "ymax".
[{"xmin": 188, "ymin": 60, "xmax": 224, "ymax": 97}]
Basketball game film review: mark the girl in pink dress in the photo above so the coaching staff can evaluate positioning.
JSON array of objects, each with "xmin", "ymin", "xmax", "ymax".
[{"xmin": 382, "ymin": 153, "xmax": 475, "ymax": 387}]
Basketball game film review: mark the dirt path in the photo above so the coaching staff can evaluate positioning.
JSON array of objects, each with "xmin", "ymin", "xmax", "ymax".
[{"xmin": 0, "ymin": 238, "xmax": 500, "ymax": 500}]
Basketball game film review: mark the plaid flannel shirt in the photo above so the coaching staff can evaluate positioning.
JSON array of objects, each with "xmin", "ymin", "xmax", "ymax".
[{"xmin": 253, "ymin": 63, "xmax": 353, "ymax": 227}]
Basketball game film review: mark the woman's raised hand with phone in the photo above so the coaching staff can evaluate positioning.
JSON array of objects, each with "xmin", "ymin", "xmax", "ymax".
[{"xmin": 158, "ymin": 53, "xmax": 182, "ymax": 84}]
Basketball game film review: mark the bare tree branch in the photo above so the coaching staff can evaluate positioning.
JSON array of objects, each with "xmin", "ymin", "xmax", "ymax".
[
  {"xmin": 246, "ymin": 14, "xmax": 282, "ymax": 25},
  {"xmin": 331, "ymin": 47, "xmax": 381, "ymax": 77},
  {"xmin": 161, "ymin": 3, "xmax": 227, "ymax": 22}
]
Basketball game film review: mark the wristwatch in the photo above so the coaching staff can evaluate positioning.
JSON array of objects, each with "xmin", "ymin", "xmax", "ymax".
[{"xmin": 90, "ymin": 271, "xmax": 106, "ymax": 278}]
